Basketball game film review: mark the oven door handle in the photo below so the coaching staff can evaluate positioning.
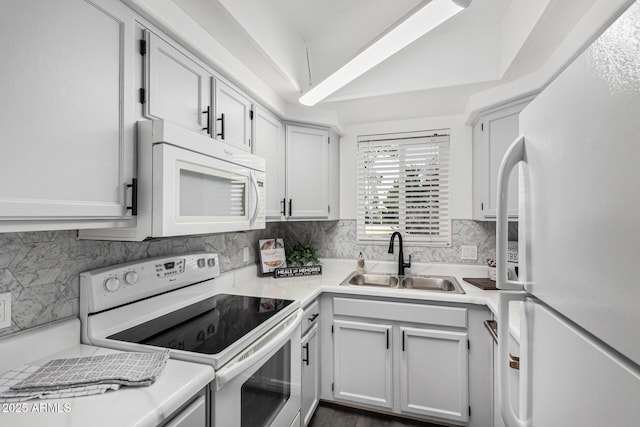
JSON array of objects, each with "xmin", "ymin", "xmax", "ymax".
[{"xmin": 214, "ymin": 309, "xmax": 303, "ymax": 390}]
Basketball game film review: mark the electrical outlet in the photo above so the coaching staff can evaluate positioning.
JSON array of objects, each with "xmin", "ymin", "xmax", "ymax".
[
  {"xmin": 0, "ymin": 292, "xmax": 11, "ymax": 329},
  {"xmin": 461, "ymin": 245, "xmax": 478, "ymax": 261},
  {"xmin": 243, "ymin": 247, "xmax": 250, "ymax": 263}
]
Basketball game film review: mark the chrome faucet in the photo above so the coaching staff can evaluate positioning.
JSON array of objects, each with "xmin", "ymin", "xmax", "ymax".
[{"xmin": 388, "ymin": 232, "xmax": 411, "ymax": 276}]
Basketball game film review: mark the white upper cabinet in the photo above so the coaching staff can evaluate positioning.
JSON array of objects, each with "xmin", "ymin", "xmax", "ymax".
[
  {"xmin": 328, "ymin": 131, "xmax": 340, "ymax": 221},
  {"xmin": 214, "ymin": 79, "xmax": 253, "ymax": 151},
  {"xmin": 472, "ymin": 97, "xmax": 533, "ymax": 220},
  {"xmin": 253, "ymin": 106, "xmax": 286, "ymax": 219},
  {"xmin": 286, "ymin": 125, "xmax": 330, "ymax": 219},
  {"xmin": 145, "ymin": 31, "xmax": 212, "ymax": 136},
  {"xmin": 0, "ymin": 0, "xmax": 136, "ymax": 231},
  {"xmin": 255, "ymin": 122, "xmax": 338, "ymax": 221}
]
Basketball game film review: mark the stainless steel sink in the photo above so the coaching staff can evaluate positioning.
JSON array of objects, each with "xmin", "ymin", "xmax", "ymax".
[
  {"xmin": 347, "ymin": 272, "xmax": 399, "ymax": 287},
  {"xmin": 341, "ymin": 272, "xmax": 464, "ymax": 294},
  {"xmin": 401, "ymin": 275, "xmax": 464, "ymax": 293}
]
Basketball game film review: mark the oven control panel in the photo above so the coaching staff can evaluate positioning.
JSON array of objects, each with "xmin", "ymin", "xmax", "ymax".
[
  {"xmin": 155, "ymin": 259, "xmax": 185, "ymax": 278},
  {"xmin": 80, "ymin": 252, "xmax": 221, "ymax": 314}
]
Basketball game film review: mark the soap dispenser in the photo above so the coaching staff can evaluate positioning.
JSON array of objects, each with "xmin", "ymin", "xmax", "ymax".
[{"xmin": 356, "ymin": 252, "xmax": 366, "ymax": 274}]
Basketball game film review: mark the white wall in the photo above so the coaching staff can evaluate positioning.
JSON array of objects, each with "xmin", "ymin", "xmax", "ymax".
[{"xmin": 340, "ymin": 115, "xmax": 472, "ymax": 220}]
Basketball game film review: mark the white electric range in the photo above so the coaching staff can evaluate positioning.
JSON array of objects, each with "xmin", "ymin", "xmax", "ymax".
[{"xmin": 79, "ymin": 252, "xmax": 302, "ymax": 427}]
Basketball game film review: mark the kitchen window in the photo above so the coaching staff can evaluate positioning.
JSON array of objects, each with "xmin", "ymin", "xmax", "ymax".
[{"xmin": 357, "ymin": 130, "xmax": 451, "ymax": 246}]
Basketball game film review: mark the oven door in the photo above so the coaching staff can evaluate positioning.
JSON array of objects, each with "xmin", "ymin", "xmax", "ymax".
[
  {"xmin": 152, "ymin": 143, "xmax": 258, "ymax": 236},
  {"xmin": 212, "ymin": 309, "xmax": 302, "ymax": 427}
]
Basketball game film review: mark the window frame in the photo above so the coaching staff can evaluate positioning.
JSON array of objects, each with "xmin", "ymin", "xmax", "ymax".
[{"xmin": 356, "ymin": 130, "xmax": 452, "ymax": 247}]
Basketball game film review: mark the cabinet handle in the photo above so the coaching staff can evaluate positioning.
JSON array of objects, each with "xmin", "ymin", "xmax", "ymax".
[
  {"xmin": 402, "ymin": 331, "xmax": 405, "ymax": 351},
  {"xmin": 126, "ymin": 178, "xmax": 138, "ymax": 216},
  {"xmin": 202, "ymin": 106, "xmax": 211, "ymax": 134},
  {"xmin": 509, "ymin": 354, "xmax": 520, "ymax": 370},
  {"xmin": 280, "ymin": 198, "xmax": 286, "ymax": 216},
  {"xmin": 484, "ymin": 320, "xmax": 521, "ymax": 370},
  {"xmin": 303, "ymin": 343, "xmax": 310, "ymax": 366},
  {"xmin": 308, "ymin": 313, "xmax": 319, "ymax": 322},
  {"xmin": 484, "ymin": 320, "xmax": 498, "ymax": 345},
  {"xmin": 216, "ymin": 113, "xmax": 225, "ymax": 139},
  {"xmin": 386, "ymin": 329, "xmax": 389, "ymax": 349},
  {"xmin": 288, "ymin": 199, "xmax": 292, "ymax": 217}
]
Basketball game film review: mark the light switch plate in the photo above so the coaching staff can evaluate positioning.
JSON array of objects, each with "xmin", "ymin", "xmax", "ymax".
[
  {"xmin": 461, "ymin": 245, "xmax": 478, "ymax": 261},
  {"xmin": 0, "ymin": 292, "xmax": 11, "ymax": 329},
  {"xmin": 243, "ymin": 247, "xmax": 250, "ymax": 263}
]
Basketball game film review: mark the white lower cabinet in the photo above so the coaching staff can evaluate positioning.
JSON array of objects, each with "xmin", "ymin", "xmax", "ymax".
[
  {"xmin": 322, "ymin": 296, "xmax": 493, "ymax": 426},
  {"xmin": 333, "ymin": 320, "xmax": 393, "ymax": 409},
  {"xmin": 399, "ymin": 327, "xmax": 469, "ymax": 423},
  {"xmin": 301, "ymin": 324, "xmax": 320, "ymax": 426}
]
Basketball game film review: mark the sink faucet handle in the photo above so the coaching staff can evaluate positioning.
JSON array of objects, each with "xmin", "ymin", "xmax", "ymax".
[{"xmin": 404, "ymin": 254, "xmax": 412, "ymax": 268}]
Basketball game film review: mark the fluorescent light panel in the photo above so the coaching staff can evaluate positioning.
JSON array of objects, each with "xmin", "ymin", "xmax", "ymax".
[{"xmin": 298, "ymin": 0, "xmax": 469, "ymax": 106}]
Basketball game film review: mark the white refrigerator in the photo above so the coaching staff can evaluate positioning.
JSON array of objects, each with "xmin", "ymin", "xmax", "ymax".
[{"xmin": 495, "ymin": 1, "xmax": 640, "ymax": 426}]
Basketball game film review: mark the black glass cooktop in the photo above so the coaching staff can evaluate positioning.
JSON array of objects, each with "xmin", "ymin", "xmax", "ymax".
[{"xmin": 108, "ymin": 294, "xmax": 294, "ymax": 355}]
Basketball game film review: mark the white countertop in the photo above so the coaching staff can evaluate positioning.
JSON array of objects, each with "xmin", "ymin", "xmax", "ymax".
[
  {"xmin": 214, "ymin": 258, "xmax": 522, "ymax": 342},
  {"xmin": 0, "ymin": 258, "xmax": 521, "ymax": 427},
  {"xmin": 0, "ymin": 319, "xmax": 214, "ymax": 427}
]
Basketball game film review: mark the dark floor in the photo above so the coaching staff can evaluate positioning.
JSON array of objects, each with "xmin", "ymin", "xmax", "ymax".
[{"xmin": 308, "ymin": 402, "xmax": 447, "ymax": 427}]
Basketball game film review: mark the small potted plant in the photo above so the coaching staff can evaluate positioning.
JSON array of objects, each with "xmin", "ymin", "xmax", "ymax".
[{"xmin": 285, "ymin": 243, "xmax": 321, "ymax": 267}]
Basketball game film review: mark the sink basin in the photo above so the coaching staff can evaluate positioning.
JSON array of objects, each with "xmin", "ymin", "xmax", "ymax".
[
  {"xmin": 347, "ymin": 273, "xmax": 399, "ymax": 287},
  {"xmin": 401, "ymin": 275, "xmax": 464, "ymax": 293},
  {"xmin": 341, "ymin": 272, "xmax": 464, "ymax": 294}
]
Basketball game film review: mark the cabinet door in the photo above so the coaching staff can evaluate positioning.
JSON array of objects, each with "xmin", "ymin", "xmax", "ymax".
[
  {"xmin": 286, "ymin": 125, "xmax": 329, "ymax": 219},
  {"xmin": 253, "ymin": 107, "xmax": 285, "ymax": 220},
  {"xmin": 301, "ymin": 324, "xmax": 320, "ymax": 426},
  {"xmin": 214, "ymin": 79, "xmax": 253, "ymax": 151},
  {"xmin": 146, "ymin": 31, "xmax": 211, "ymax": 135},
  {"xmin": 399, "ymin": 327, "xmax": 469, "ymax": 423},
  {"xmin": 0, "ymin": 0, "xmax": 135, "ymax": 230},
  {"xmin": 328, "ymin": 131, "xmax": 340, "ymax": 220},
  {"xmin": 333, "ymin": 320, "xmax": 393, "ymax": 409},
  {"xmin": 473, "ymin": 100, "xmax": 530, "ymax": 219}
]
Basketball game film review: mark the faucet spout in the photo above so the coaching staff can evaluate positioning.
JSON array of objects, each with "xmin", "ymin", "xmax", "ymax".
[{"xmin": 388, "ymin": 232, "xmax": 411, "ymax": 276}]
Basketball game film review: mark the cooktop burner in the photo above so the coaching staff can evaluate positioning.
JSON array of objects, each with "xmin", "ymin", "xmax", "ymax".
[{"xmin": 108, "ymin": 294, "xmax": 294, "ymax": 355}]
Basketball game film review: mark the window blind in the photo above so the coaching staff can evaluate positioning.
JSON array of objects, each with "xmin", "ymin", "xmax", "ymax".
[{"xmin": 357, "ymin": 131, "xmax": 451, "ymax": 246}]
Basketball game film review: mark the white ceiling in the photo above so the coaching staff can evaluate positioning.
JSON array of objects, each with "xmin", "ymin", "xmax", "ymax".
[{"xmin": 172, "ymin": 0, "xmax": 602, "ymax": 125}]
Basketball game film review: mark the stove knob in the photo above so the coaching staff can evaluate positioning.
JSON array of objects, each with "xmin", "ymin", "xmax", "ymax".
[
  {"xmin": 207, "ymin": 258, "xmax": 216, "ymax": 268},
  {"xmin": 103, "ymin": 277, "xmax": 121, "ymax": 293},
  {"xmin": 197, "ymin": 258, "xmax": 206, "ymax": 268},
  {"xmin": 124, "ymin": 271, "xmax": 138, "ymax": 285}
]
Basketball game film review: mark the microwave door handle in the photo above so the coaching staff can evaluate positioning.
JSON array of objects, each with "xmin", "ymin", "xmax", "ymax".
[{"xmin": 249, "ymin": 172, "xmax": 260, "ymax": 225}]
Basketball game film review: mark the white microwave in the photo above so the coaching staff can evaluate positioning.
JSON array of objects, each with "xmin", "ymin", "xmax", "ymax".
[{"xmin": 79, "ymin": 120, "xmax": 266, "ymax": 241}]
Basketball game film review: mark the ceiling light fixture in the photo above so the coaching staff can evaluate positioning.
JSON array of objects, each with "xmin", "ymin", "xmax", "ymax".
[{"xmin": 298, "ymin": 0, "xmax": 471, "ymax": 106}]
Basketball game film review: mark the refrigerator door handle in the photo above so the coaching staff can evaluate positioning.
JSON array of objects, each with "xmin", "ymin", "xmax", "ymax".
[
  {"xmin": 498, "ymin": 291, "xmax": 527, "ymax": 427},
  {"xmin": 497, "ymin": 135, "xmax": 527, "ymax": 291}
]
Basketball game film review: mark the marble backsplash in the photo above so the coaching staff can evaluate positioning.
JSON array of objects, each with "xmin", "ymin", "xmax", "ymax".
[
  {"xmin": 269, "ymin": 219, "xmax": 515, "ymax": 265},
  {"xmin": 0, "ymin": 219, "xmax": 514, "ymax": 338}
]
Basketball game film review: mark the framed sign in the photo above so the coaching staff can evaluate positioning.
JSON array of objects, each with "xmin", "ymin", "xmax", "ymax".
[{"xmin": 258, "ymin": 238, "xmax": 286, "ymax": 274}]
